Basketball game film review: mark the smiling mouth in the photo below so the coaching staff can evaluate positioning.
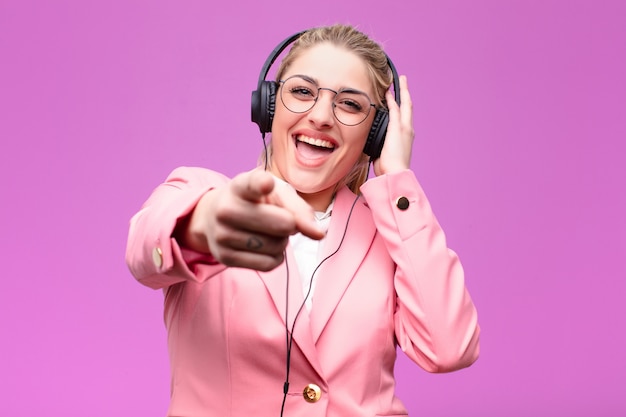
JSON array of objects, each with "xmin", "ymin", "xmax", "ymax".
[{"xmin": 295, "ymin": 135, "xmax": 336, "ymax": 153}]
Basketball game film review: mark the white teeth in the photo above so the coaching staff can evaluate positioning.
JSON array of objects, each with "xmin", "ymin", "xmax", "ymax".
[{"xmin": 296, "ymin": 135, "xmax": 334, "ymax": 149}]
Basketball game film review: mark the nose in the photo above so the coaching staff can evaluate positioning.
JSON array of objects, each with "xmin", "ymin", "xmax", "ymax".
[{"xmin": 307, "ymin": 89, "xmax": 336, "ymax": 128}]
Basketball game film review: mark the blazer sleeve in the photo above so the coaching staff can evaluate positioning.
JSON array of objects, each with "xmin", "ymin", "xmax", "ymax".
[
  {"xmin": 125, "ymin": 166, "xmax": 230, "ymax": 290},
  {"xmin": 360, "ymin": 169, "xmax": 480, "ymax": 373}
]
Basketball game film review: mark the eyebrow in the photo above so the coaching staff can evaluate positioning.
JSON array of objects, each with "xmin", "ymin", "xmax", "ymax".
[{"xmin": 290, "ymin": 73, "xmax": 371, "ymax": 97}]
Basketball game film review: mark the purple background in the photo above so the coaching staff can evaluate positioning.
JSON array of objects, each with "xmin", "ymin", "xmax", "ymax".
[{"xmin": 1, "ymin": 1, "xmax": 625, "ymax": 416}]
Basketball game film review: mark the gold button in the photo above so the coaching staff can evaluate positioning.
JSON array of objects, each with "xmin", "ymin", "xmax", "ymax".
[
  {"xmin": 152, "ymin": 247, "xmax": 163, "ymax": 269},
  {"xmin": 396, "ymin": 196, "xmax": 410, "ymax": 210},
  {"xmin": 303, "ymin": 383, "xmax": 321, "ymax": 403}
]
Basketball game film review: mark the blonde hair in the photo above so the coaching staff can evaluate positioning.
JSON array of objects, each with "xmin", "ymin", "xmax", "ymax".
[{"xmin": 262, "ymin": 24, "xmax": 393, "ymax": 194}]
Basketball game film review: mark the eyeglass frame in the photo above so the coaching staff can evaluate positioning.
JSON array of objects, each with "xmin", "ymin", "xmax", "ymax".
[{"xmin": 277, "ymin": 75, "xmax": 378, "ymax": 126}]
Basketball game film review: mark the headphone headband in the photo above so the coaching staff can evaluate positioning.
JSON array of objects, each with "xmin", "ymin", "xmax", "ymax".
[{"xmin": 255, "ymin": 31, "xmax": 307, "ymax": 90}]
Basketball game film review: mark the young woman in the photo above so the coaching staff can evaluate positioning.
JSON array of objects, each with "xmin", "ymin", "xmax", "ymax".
[{"xmin": 126, "ymin": 24, "xmax": 480, "ymax": 417}]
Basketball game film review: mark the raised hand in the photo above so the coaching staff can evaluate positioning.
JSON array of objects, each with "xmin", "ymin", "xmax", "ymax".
[
  {"xmin": 373, "ymin": 75, "xmax": 415, "ymax": 176},
  {"xmin": 179, "ymin": 169, "xmax": 325, "ymax": 271}
]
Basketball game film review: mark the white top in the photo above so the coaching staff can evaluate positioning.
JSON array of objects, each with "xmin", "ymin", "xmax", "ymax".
[
  {"xmin": 271, "ymin": 174, "xmax": 333, "ymax": 311},
  {"xmin": 289, "ymin": 201, "xmax": 333, "ymax": 311}
]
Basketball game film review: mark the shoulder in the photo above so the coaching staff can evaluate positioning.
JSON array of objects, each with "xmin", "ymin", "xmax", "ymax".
[{"xmin": 163, "ymin": 166, "xmax": 231, "ymax": 188}]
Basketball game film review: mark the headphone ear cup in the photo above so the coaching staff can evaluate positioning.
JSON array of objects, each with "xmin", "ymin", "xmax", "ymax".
[
  {"xmin": 364, "ymin": 109, "xmax": 389, "ymax": 159},
  {"xmin": 251, "ymin": 81, "xmax": 277, "ymax": 133}
]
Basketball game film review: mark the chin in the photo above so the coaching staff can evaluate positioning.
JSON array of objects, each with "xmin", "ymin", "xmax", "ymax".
[{"xmin": 288, "ymin": 178, "xmax": 328, "ymax": 194}]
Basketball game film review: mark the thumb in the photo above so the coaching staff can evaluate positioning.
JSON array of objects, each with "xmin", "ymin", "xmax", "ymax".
[{"xmin": 230, "ymin": 170, "xmax": 276, "ymax": 203}]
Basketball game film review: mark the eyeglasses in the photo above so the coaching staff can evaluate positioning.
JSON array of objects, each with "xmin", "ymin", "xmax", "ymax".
[{"xmin": 278, "ymin": 75, "xmax": 376, "ymax": 126}]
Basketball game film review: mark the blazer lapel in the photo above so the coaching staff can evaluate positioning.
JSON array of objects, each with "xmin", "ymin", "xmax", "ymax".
[
  {"xmin": 258, "ymin": 248, "xmax": 325, "ymax": 380},
  {"xmin": 309, "ymin": 187, "xmax": 376, "ymax": 344}
]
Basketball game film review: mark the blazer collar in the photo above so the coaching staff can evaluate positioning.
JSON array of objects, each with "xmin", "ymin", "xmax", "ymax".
[{"xmin": 309, "ymin": 187, "xmax": 376, "ymax": 343}]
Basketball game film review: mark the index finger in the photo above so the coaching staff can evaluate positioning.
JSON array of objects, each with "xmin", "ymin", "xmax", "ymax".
[{"xmin": 398, "ymin": 75, "xmax": 413, "ymax": 127}]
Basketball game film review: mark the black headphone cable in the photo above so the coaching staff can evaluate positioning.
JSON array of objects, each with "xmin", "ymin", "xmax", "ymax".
[{"xmin": 279, "ymin": 189, "xmax": 361, "ymax": 416}]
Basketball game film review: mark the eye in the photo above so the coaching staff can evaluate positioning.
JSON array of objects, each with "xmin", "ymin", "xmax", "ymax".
[
  {"xmin": 336, "ymin": 95, "xmax": 365, "ymax": 113},
  {"xmin": 284, "ymin": 77, "xmax": 318, "ymax": 100},
  {"xmin": 290, "ymin": 86, "xmax": 316, "ymax": 99}
]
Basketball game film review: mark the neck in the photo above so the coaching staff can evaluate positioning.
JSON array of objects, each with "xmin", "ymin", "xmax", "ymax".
[{"xmin": 297, "ymin": 188, "xmax": 336, "ymax": 212}]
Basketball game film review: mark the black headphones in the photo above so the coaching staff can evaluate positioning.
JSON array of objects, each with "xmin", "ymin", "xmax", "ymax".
[{"xmin": 251, "ymin": 30, "xmax": 401, "ymax": 160}]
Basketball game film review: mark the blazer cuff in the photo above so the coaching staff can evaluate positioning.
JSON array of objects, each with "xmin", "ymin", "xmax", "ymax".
[{"xmin": 360, "ymin": 169, "xmax": 435, "ymax": 241}]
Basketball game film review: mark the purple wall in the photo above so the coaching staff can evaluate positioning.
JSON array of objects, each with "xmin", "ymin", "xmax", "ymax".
[{"xmin": 1, "ymin": 1, "xmax": 624, "ymax": 416}]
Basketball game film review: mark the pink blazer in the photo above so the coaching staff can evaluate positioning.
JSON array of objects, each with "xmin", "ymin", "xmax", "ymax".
[{"xmin": 126, "ymin": 167, "xmax": 480, "ymax": 417}]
